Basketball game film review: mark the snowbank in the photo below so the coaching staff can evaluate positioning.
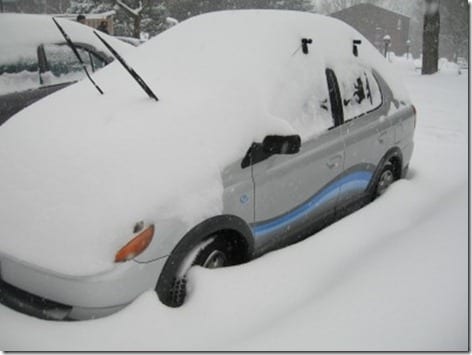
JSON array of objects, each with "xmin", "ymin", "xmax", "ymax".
[{"xmin": 0, "ymin": 56, "xmax": 467, "ymax": 351}]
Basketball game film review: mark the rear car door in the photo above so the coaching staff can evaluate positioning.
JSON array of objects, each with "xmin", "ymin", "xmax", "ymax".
[{"xmin": 335, "ymin": 64, "xmax": 393, "ymax": 206}]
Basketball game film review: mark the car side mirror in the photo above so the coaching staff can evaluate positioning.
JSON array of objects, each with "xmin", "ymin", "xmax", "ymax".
[
  {"xmin": 241, "ymin": 135, "xmax": 301, "ymax": 169},
  {"xmin": 262, "ymin": 135, "xmax": 301, "ymax": 155}
]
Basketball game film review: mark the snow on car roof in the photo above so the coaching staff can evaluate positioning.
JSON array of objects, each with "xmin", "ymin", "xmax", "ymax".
[
  {"xmin": 0, "ymin": 13, "xmax": 132, "ymax": 64},
  {"xmin": 0, "ymin": 10, "xmax": 411, "ymax": 275}
]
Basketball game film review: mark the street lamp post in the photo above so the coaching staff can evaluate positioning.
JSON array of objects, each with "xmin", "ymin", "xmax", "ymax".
[{"xmin": 383, "ymin": 34, "xmax": 391, "ymax": 59}]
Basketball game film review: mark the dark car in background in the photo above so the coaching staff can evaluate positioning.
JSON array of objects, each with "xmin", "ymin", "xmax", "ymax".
[{"xmin": 0, "ymin": 13, "xmax": 133, "ymax": 125}]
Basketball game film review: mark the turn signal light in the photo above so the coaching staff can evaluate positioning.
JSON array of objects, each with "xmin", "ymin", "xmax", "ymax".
[{"xmin": 115, "ymin": 225, "xmax": 155, "ymax": 262}]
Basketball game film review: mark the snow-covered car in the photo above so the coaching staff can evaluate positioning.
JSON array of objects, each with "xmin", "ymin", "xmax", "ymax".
[
  {"xmin": 115, "ymin": 36, "xmax": 147, "ymax": 47},
  {"xmin": 0, "ymin": 14, "xmax": 133, "ymax": 125},
  {"xmin": 0, "ymin": 10, "xmax": 415, "ymax": 320}
]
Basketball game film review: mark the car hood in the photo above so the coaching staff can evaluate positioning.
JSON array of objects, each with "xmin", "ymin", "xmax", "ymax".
[{"xmin": 0, "ymin": 10, "xmax": 410, "ymax": 276}]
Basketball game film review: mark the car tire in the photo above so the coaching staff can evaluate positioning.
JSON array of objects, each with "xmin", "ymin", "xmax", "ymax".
[
  {"xmin": 374, "ymin": 162, "xmax": 395, "ymax": 197},
  {"xmin": 158, "ymin": 236, "xmax": 234, "ymax": 308}
]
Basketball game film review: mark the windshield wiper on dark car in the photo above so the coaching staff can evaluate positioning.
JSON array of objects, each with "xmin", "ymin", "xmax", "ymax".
[{"xmin": 52, "ymin": 18, "xmax": 104, "ymax": 95}]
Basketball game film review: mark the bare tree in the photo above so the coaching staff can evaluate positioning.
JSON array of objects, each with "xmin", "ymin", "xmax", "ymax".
[
  {"xmin": 440, "ymin": 0, "xmax": 469, "ymax": 61},
  {"xmin": 115, "ymin": 0, "xmax": 144, "ymax": 38},
  {"xmin": 422, "ymin": 0, "xmax": 440, "ymax": 74}
]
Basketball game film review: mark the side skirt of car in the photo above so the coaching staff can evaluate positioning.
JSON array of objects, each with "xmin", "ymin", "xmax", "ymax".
[{"xmin": 250, "ymin": 152, "xmax": 403, "ymax": 258}]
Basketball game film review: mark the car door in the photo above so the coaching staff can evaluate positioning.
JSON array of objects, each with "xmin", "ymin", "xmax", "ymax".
[
  {"xmin": 249, "ymin": 69, "xmax": 345, "ymax": 254},
  {"xmin": 335, "ymin": 64, "xmax": 393, "ymax": 206}
]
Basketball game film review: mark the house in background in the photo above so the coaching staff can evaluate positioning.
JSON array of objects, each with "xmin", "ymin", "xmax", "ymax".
[
  {"xmin": 57, "ymin": 11, "xmax": 116, "ymax": 35},
  {"xmin": 1, "ymin": 0, "xmax": 114, "ymax": 35},
  {"xmin": 330, "ymin": 3, "xmax": 411, "ymax": 57}
]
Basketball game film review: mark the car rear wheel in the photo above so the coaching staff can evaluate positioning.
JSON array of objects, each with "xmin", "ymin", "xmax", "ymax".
[{"xmin": 375, "ymin": 163, "xmax": 395, "ymax": 197}]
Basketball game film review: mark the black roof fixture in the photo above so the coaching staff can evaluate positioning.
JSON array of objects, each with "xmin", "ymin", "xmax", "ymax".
[
  {"xmin": 353, "ymin": 39, "xmax": 362, "ymax": 57},
  {"xmin": 301, "ymin": 38, "xmax": 313, "ymax": 55}
]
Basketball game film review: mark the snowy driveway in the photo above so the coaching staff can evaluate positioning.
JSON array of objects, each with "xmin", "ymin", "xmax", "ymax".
[{"xmin": 0, "ymin": 62, "xmax": 468, "ymax": 351}]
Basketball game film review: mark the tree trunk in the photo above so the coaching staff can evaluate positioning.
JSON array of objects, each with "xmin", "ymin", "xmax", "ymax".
[
  {"xmin": 422, "ymin": 0, "xmax": 440, "ymax": 75},
  {"xmin": 133, "ymin": 15, "xmax": 141, "ymax": 38}
]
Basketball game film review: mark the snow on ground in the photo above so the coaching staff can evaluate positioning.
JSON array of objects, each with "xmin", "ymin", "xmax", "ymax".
[{"xmin": 0, "ymin": 59, "xmax": 468, "ymax": 351}]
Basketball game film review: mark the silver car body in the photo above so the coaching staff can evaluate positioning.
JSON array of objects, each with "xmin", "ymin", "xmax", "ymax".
[{"xmin": 0, "ymin": 10, "xmax": 415, "ymax": 320}]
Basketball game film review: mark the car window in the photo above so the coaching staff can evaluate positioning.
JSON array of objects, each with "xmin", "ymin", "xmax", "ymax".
[
  {"xmin": 337, "ymin": 66, "xmax": 382, "ymax": 122},
  {"xmin": 42, "ymin": 44, "xmax": 93, "ymax": 85},
  {"xmin": 300, "ymin": 81, "xmax": 334, "ymax": 134},
  {"xmin": 325, "ymin": 68, "xmax": 343, "ymax": 127},
  {"xmin": 301, "ymin": 78, "xmax": 335, "ymax": 134},
  {"xmin": 90, "ymin": 52, "xmax": 106, "ymax": 71},
  {"xmin": 269, "ymin": 64, "xmax": 335, "ymax": 139},
  {"xmin": 0, "ymin": 59, "xmax": 38, "ymax": 75},
  {"xmin": 0, "ymin": 48, "xmax": 40, "ymax": 95}
]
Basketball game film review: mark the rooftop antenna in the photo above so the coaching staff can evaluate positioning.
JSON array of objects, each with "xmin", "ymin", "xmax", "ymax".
[
  {"xmin": 301, "ymin": 38, "xmax": 313, "ymax": 54},
  {"xmin": 291, "ymin": 38, "xmax": 313, "ymax": 56},
  {"xmin": 52, "ymin": 18, "xmax": 104, "ymax": 95},
  {"xmin": 94, "ymin": 31, "xmax": 159, "ymax": 101}
]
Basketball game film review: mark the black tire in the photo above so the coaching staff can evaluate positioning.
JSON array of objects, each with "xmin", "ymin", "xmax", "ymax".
[
  {"xmin": 157, "ymin": 236, "xmax": 235, "ymax": 308},
  {"xmin": 374, "ymin": 162, "xmax": 395, "ymax": 198},
  {"xmin": 193, "ymin": 238, "xmax": 235, "ymax": 268}
]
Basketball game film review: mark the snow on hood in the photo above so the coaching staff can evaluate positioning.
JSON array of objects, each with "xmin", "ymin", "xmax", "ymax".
[{"xmin": 0, "ymin": 10, "xmax": 410, "ymax": 276}]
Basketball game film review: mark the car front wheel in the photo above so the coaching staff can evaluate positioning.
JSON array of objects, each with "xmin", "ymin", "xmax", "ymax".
[{"xmin": 158, "ymin": 236, "xmax": 234, "ymax": 308}]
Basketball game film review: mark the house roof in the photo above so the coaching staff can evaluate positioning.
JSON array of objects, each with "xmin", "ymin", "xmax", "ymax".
[{"xmin": 331, "ymin": 3, "xmax": 410, "ymax": 21}]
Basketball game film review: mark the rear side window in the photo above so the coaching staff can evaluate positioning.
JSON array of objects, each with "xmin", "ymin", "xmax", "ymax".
[
  {"xmin": 0, "ymin": 59, "xmax": 38, "ymax": 75},
  {"xmin": 337, "ymin": 66, "xmax": 382, "ymax": 121},
  {"xmin": 90, "ymin": 52, "xmax": 106, "ymax": 71},
  {"xmin": 40, "ymin": 44, "xmax": 109, "ymax": 87},
  {"xmin": 0, "ymin": 47, "xmax": 40, "ymax": 95}
]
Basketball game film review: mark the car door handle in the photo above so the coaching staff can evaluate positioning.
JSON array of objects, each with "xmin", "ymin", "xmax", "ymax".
[
  {"xmin": 326, "ymin": 155, "xmax": 343, "ymax": 169},
  {"xmin": 377, "ymin": 131, "xmax": 388, "ymax": 144}
]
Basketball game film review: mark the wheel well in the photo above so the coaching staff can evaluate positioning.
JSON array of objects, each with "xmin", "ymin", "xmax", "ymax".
[
  {"xmin": 210, "ymin": 229, "xmax": 251, "ymax": 265},
  {"xmin": 388, "ymin": 155, "xmax": 402, "ymax": 180}
]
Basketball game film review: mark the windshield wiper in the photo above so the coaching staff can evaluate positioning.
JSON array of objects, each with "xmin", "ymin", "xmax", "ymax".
[
  {"xmin": 52, "ymin": 18, "xmax": 104, "ymax": 95},
  {"xmin": 93, "ymin": 31, "xmax": 158, "ymax": 101}
]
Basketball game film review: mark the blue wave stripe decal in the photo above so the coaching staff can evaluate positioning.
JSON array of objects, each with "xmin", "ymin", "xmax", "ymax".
[{"xmin": 252, "ymin": 171, "xmax": 373, "ymax": 237}]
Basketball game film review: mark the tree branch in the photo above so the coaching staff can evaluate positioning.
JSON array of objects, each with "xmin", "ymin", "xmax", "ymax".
[{"xmin": 115, "ymin": 0, "xmax": 143, "ymax": 18}]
